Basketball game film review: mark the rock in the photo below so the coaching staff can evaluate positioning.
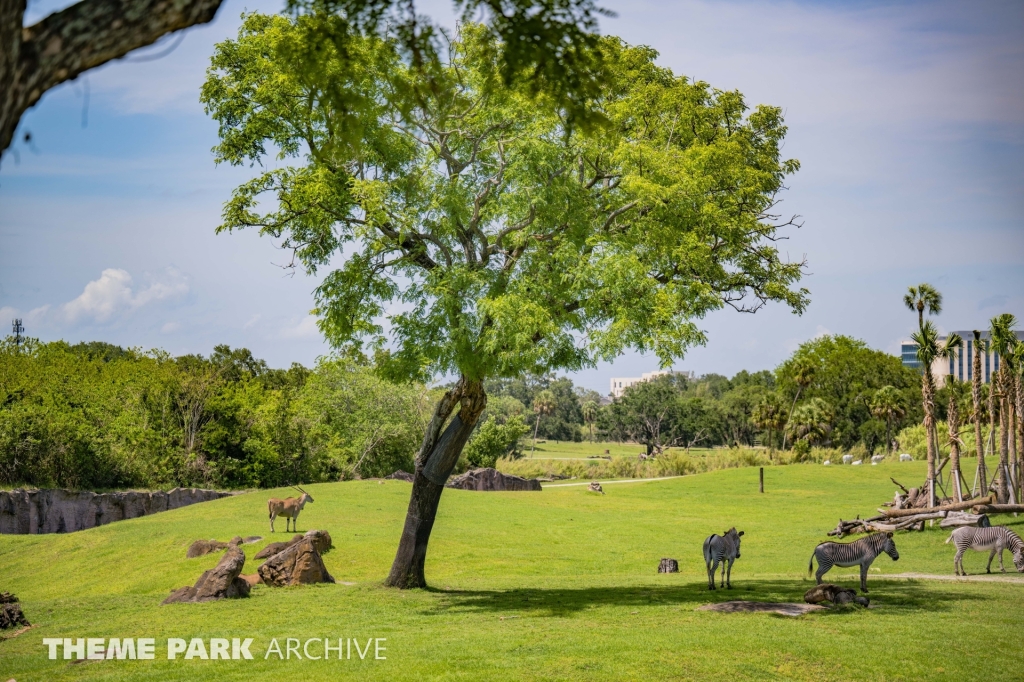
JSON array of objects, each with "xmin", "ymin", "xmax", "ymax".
[
  {"xmin": 823, "ymin": 460, "xmax": 831, "ymax": 466},
  {"xmin": 899, "ymin": 453, "xmax": 913, "ymax": 462},
  {"xmin": 242, "ymin": 536, "xmax": 263, "ymax": 544},
  {"xmin": 229, "ymin": 536, "xmax": 244, "ymax": 546},
  {"xmin": 385, "ymin": 470, "xmax": 415, "ymax": 482},
  {"xmin": 0, "ymin": 488, "xmax": 233, "ymax": 535},
  {"xmin": 254, "ymin": 534, "xmax": 303, "ymax": 560},
  {"xmin": 803, "ymin": 583, "xmax": 869, "ymax": 607},
  {"xmin": 697, "ymin": 601, "xmax": 825, "ymax": 616},
  {"xmin": 258, "ymin": 538, "xmax": 335, "ymax": 587},
  {"xmin": 871, "ymin": 454, "xmax": 885, "ymax": 463},
  {"xmin": 304, "ymin": 529, "xmax": 333, "ymax": 555},
  {"xmin": 186, "ymin": 539, "xmax": 231, "ymax": 558},
  {"xmin": 658, "ymin": 558, "xmax": 679, "ymax": 573},
  {"xmin": 446, "ymin": 468, "xmax": 542, "ymax": 492},
  {"xmin": 842, "ymin": 455, "xmax": 853, "ymax": 464},
  {"xmin": 162, "ymin": 547, "xmax": 250, "ymax": 604},
  {"xmin": 852, "ymin": 460, "xmax": 862, "ymax": 466},
  {"xmin": 0, "ymin": 593, "xmax": 28, "ymax": 630},
  {"xmin": 0, "ymin": 602, "xmax": 29, "ymax": 629},
  {"xmin": 588, "ymin": 481, "xmax": 605, "ymax": 494}
]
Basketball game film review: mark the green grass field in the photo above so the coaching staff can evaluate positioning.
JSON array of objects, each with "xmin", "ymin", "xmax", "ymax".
[{"xmin": 2, "ymin": 459, "xmax": 1022, "ymax": 681}]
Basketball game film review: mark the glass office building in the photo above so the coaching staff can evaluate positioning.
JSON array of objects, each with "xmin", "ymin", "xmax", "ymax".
[{"xmin": 900, "ymin": 329, "xmax": 1023, "ymax": 384}]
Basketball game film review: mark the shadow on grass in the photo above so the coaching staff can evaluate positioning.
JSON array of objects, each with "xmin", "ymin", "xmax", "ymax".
[{"xmin": 423, "ymin": 579, "xmax": 990, "ymax": 618}]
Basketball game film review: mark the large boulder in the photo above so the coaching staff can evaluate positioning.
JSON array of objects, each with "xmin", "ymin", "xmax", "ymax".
[
  {"xmin": 186, "ymin": 539, "xmax": 231, "ymax": 558},
  {"xmin": 385, "ymin": 470, "xmax": 414, "ymax": 482},
  {"xmin": 258, "ymin": 538, "xmax": 335, "ymax": 587},
  {"xmin": 254, "ymin": 529, "xmax": 333, "ymax": 560},
  {"xmin": 446, "ymin": 468, "xmax": 542, "ymax": 492},
  {"xmin": 163, "ymin": 547, "xmax": 251, "ymax": 604}
]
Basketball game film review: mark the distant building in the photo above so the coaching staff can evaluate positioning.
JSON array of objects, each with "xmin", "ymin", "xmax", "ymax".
[
  {"xmin": 609, "ymin": 370, "xmax": 693, "ymax": 398},
  {"xmin": 901, "ymin": 329, "xmax": 1024, "ymax": 384}
]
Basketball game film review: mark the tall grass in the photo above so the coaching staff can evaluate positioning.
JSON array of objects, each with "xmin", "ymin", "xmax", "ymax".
[{"xmin": 496, "ymin": 445, "xmax": 846, "ymax": 480}]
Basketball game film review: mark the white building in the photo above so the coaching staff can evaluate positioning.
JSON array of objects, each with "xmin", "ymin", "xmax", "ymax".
[
  {"xmin": 609, "ymin": 370, "xmax": 693, "ymax": 398},
  {"xmin": 901, "ymin": 329, "xmax": 1024, "ymax": 384}
]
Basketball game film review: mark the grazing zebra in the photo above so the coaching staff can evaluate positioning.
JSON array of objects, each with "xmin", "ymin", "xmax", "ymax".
[
  {"xmin": 703, "ymin": 528, "xmax": 744, "ymax": 590},
  {"xmin": 946, "ymin": 526, "xmax": 1024, "ymax": 576},
  {"xmin": 808, "ymin": 531, "xmax": 899, "ymax": 593}
]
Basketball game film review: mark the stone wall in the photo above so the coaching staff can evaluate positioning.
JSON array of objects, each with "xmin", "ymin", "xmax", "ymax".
[{"xmin": 0, "ymin": 488, "xmax": 233, "ymax": 534}]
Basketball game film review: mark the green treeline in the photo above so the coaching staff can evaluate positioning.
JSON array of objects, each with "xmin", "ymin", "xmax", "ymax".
[
  {"xmin": 0, "ymin": 340, "xmax": 431, "ymax": 489},
  {"xmin": 1, "ymin": 333, "xmax": 941, "ymax": 490}
]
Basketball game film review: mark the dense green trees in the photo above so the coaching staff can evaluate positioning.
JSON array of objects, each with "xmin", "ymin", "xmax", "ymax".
[{"xmin": 0, "ymin": 339, "xmax": 430, "ymax": 489}]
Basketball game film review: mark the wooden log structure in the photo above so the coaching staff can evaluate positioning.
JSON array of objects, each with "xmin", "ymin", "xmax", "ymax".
[
  {"xmin": 939, "ymin": 512, "xmax": 990, "ymax": 529},
  {"xmin": 881, "ymin": 495, "xmax": 994, "ymax": 518},
  {"xmin": 971, "ymin": 504, "xmax": 1024, "ymax": 515}
]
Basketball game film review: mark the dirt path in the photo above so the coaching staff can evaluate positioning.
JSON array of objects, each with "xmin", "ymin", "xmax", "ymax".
[
  {"xmin": 542, "ymin": 476, "xmax": 686, "ymax": 488},
  {"xmin": 880, "ymin": 572, "xmax": 1024, "ymax": 584}
]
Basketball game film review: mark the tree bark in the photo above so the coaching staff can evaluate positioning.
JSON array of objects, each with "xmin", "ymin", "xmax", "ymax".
[
  {"xmin": 948, "ymin": 391, "xmax": 963, "ymax": 502},
  {"xmin": 973, "ymin": 333, "xmax": 987, "ymax": 495},
  {"xmin": 385, "ymin": 376, "xmax": 486, "ymax": 589},
  {"xmin": 922, "ymin": 370, "xmax": 937, "ymax": 506},
  {"xmin": 1, "ymin": 0, "xmax": 224, "ymax": 156},
  {"xmin": 997, "ymin": 367, "xmax": 1010, "ymax": 503}
]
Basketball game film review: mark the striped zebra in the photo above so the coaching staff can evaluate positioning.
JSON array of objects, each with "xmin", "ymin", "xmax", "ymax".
[
  {"xmin": 703, "ymin": 527, "xmax": 744, "ymax": 590},
  {"xmin": 946, "ymin": 526, "xmax": 1024, "ymax": 576},
  {"xmin": 808, "ymin": 531, "xmax": 899, "ymax": 593}
]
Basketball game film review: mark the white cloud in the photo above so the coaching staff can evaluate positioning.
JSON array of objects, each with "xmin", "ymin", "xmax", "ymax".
[
  {"xmin": 61, "ymin": 268, "xmax": 189, "ymax": 325},
  {"xmin": 280, "ymin": 315, "xmax": 320, "ymax": 340}
]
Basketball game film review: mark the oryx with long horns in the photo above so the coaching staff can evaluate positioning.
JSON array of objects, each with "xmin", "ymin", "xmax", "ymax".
[{"xmin": 268, "ymin": 485, "xmax": 314, "ymax": 533}]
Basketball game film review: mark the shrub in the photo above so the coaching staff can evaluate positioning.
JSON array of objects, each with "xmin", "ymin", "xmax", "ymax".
[{"xmin": 464, "ymin": 416, "xmax": 529, "ymax": 469}]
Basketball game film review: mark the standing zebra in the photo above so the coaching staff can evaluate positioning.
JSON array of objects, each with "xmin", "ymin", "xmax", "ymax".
[
  {"xmin": 808, "ymin": 531, "xmax": 899, "ymax": 593},
  {"xmin": 703, "ymin": 528, "xmax": 744, "ymax": 590},
  {"xmin": 946, "ymin": 526, "xmax": 1024, "ymax": 575}
]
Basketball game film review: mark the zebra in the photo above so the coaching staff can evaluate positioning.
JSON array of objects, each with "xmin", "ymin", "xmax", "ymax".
[
  {"xmin": 946, "ymin": 526, "xmax": 1024, "ymax": 576},
  {"xmin": 808, "ymin": 531, "xmax": 899, "ymax": 593},
  {"xmin": 703, "ymin": 528, "xmax": 744, "ymax": 590}
]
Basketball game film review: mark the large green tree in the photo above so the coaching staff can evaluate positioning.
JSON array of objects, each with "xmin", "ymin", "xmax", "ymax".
[{"xmin": 202, "ymin": 18, "xmax": 807, "ymax": 588}]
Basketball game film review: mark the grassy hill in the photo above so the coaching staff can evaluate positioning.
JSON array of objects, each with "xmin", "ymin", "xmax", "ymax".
[{"xmin": 2, "ymin": 459, "xmax": 1022, "ymax": 681}]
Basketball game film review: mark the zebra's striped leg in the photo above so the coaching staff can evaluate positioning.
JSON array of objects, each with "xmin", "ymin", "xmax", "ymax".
[
  {"xmin": 987, "ymin": 549, "xmax": 996, "ymax": 574},
  {"xmin": 726, "ymin": 558, "xmax": 733, "ymax": 589},
  {"xmin": 998, "ymin": 548, "xmax": 1006, "ymax": 573},
  {"xmin": 815, "ymin": 560, "xmax": 828, "ymax": 585},
  {"xmin": 706, "ymin": 560, "xmax": 715, "ymax": 590},
  {"xmin": 954, "ymin": 548, "xmax": 966, "ymax": 575},
  {"xmin": 859, "ymin": 563, "xmax": 869, "ymax": 593}
]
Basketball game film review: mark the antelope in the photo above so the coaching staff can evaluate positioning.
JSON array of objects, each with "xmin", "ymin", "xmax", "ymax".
[{"xmin": 268, "ymin": 486, "xmax": 314, "ymax": 533}]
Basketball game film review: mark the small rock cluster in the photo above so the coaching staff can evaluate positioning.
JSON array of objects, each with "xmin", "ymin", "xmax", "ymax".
[
  {"xmin": 446, "ymin": 468, "xmax": 542, "ymax": 492},
  {"xmin": 186, "ymin": 535, "xmax": 263, "ymax": 558},
  {"xmin": 164, "ymin": 530, "xmax": 334, "ymax": 605},
  {"xmin": 0, "ymin": 592, "xmax": 29, "ymax": 630}
]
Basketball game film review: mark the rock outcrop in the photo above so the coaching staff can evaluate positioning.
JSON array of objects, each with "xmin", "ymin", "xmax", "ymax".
[
  {"xmin": 446, "ymin": 468, "xmax": 542, "ymax": 492},
  {"xmin": 385, "ymin": 470, "xmax": 414, "ymax": 482},
  {"xmin": 186, "ymin": 535, "xmax": 263, "ymax": 558},
  {"xmin": 0, "ymin": 593, "xmax": 29, "ymax": 629},
  {"xmin": 257, "ymin": 538, "xmax": 335, "ymax": 587},
  {"xmin": 0, "ymin": 488, "xmax": 233, "ymax": 535},
  {"xmin": 254, "ymin": 529, "xmax": 333, "ymax": 560},
  {"xmin": 163, "ymin": 547, "xmax": 251, "ymax": 604}
]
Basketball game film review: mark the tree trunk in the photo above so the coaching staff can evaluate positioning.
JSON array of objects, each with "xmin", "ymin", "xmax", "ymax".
[
  {"xmin": 885, "ymin": 415, "xmax": 892, "ymax": 456},
  {"xmin": 1, "ymin": 0, "xmax": 224, "ymax": 156},
  {"xmin": 782, "ymin": 387, "xmax": 802, "ymax": 450},
  {"xmin": 948, "ymin": 392, "xmax": 963, "ymax": 502},
  {"xmin": 997, "ymin": 368, "xmax": 1010, "ymax": 503},
  {"xmin": 385, "ymin": 377, "xmax": 486, "ymax": 589},
  {"xmin": 1016, "ymin": 373, "xmax": 1024, "ymax": 504},
  {"xmin": 973, "ymin": 334, "xmax": 987, "ymax": 495},
  {"xmin": 922, "ymin": 370, "xmax": 937, "ymax": 506}
]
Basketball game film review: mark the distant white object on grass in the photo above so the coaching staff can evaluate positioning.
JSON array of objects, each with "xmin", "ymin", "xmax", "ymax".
[
  {"xmin": 899, "ymin": 453, "xmax": 913, "ymax": 462},
  {"xmin": 842, "ymin": 455, "xmax": 853, "ymax": 465},
  {"xmin": 823, "ymin": 460, "xmax": 831, "ymax": 466},
  {"xmin": 871, "ymin": 454, "xmax": 884, "ymax": 464},
  {"xmin": 852, "ymin": 460, "xmax": 862, "ymax": 466}
]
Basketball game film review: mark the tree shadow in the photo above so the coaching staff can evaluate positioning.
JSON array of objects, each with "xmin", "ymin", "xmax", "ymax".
[{"xmin": 422, "ymin": 578, "xmax": 990, "ymax": 618}]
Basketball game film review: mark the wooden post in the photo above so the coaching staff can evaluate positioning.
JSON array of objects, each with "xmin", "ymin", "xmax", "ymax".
[{"xmin": 759, "ymin": 467, "xmax": 764, "ymax": 493}]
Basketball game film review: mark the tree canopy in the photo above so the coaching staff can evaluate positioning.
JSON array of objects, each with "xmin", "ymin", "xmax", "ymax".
[{"xmin": 202, "ymin": 17, "xmax": 808, "ymax": 386}]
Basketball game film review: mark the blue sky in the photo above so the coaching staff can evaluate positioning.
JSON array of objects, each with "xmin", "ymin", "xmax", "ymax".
[{"xmin": 1, "ymin": 0, "xmax": 1022, "ymax": 393}]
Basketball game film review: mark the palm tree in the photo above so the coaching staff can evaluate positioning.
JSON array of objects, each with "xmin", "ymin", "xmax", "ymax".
[
  {"xmin": 786, "ymin": 397, "xmax": 833, "ymax": 449},
  {"xmin": 870, "ymin": 386, "xmax": 905, "ymax": 456},
  {"xmin": 971, "ymin": 330, "xmax": 988, "ymax": 496},
  {"xmin": 752, "ymin": 393, "xmax": 788, "ymax": 450},
  {"xmin": 990, "ymin": 314, "xmax": 1018, "ymax": 503},
  {"xmin": 904, "ymin": 283, "xmax": 943, "ymax": 331},
  {"xmin": 530, "ymin": 389, "xmax": 556, "ymax": 456},
  {"xmin": 1013, "ymin": 340, "xmax": 1024, "ymax": 503},
  {"xmin": 944, "ymin": 375, "xmax": 970, "ymax": 502},
  {"xmin": 581, "ymin": 400, "xmax": 599, "ymax": 443},
  {"xmin": 910, "ymin": 323, "xmax": 960, "ymax": 506},
  {"xmin": 781, "ymin": 357, "xmax": 815, "ymax": 450},
  {"xmin": 905, "ymin": 283, "xmax": 943, "ymax": 469}
]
